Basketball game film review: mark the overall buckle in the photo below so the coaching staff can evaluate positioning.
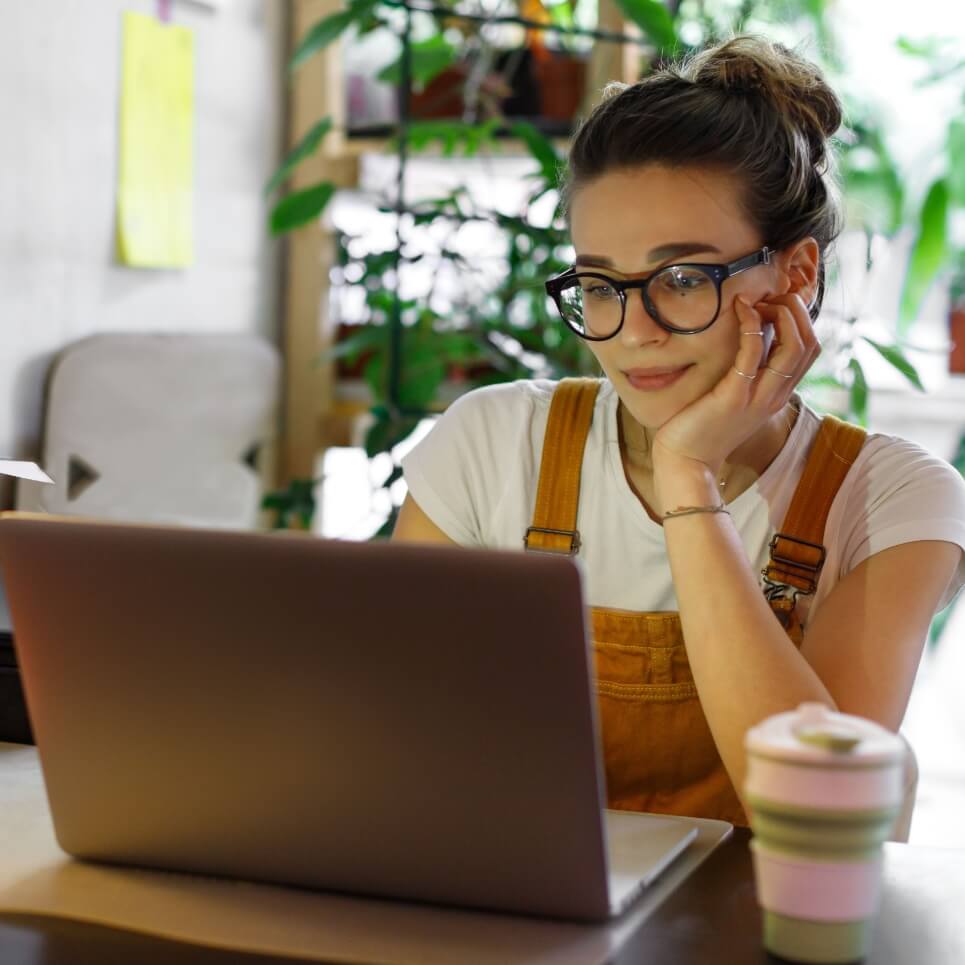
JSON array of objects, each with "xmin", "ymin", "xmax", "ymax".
[
  {"xmin": 523, "ymin": 526, "xmax": 581, "ymax": 555},
  {"xmin": 762, "ymin": 533, "xmax": 826, "ymax": 597}
]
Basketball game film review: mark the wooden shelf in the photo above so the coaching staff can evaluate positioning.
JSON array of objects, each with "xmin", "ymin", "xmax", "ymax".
[{"xmin": 324, "ymin": 134, "xmax": 574, "ymax": 160}]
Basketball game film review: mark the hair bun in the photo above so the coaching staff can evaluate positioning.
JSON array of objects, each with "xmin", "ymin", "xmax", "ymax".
[{"xmin": 687, "ymin": 36, "xmax": 842, "ymax": 167}]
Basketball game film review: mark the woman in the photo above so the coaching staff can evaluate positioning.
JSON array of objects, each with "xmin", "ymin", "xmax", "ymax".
[{"xmin": 392, "ymin": 36, "xmax": 965, "ymax": 825}]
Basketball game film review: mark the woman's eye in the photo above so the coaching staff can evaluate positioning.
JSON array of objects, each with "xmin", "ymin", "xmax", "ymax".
[
  {"xmin": 658, "ymin": 270, "xmax": 708, "ymax": 293},
  {"xmin": 581, "ymin": 281, "xmax": 617, "ymax": 299}
]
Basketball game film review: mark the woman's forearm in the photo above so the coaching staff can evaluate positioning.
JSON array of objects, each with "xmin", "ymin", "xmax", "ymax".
[{"xmin": 655, "ymin": 459, "xmax": 835, "ymax": 802}]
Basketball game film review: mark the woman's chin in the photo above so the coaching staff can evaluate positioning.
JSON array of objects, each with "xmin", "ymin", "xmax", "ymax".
[
  {"xmin": 619, "ymin": 397, "xmax": 681, "ymax": 436},
  {"xmin": 616, "ymin": 386, "xmax": 698, "ymax": 433},
  {"xmin": 614, "ymin": 365, "xmax": 720, "ymax": 428}
]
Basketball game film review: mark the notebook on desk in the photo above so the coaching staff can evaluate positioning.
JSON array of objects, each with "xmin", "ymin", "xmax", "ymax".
[{"xmin": 0, "ymin": 512, "xmax": 715, "ymax": 923}]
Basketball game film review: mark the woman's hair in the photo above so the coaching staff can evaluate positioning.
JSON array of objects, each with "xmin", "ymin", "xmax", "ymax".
[{"xmin": 560, "ymin": 36, "xmax": 844, "ymax": 319}]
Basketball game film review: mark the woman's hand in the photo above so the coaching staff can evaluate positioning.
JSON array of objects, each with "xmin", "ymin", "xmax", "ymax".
[{"xmin": 651, "ymin": 290, "xmax": 820, "ymax": 485}]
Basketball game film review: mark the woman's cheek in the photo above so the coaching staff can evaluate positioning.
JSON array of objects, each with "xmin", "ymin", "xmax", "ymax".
[{"xmin": 585, "ymin": 342, "xmax": 612, "ymax": 374}]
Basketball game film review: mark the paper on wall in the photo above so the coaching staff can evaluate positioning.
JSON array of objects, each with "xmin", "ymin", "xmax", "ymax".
[
  {"xmin": 116, "ymin": 11, "xmax": 194, "ymax": 268},
  {"xmin": 0, "ymin": 462, "xmax": 53, "ymax": 484}
]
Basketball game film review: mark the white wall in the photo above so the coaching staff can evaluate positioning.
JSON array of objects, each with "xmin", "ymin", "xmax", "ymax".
[{"xmin": 0, "ymin": 0, "xmax": 286, "ymax": 504}]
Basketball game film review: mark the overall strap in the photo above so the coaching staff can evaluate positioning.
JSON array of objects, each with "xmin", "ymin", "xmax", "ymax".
[
  {"xmin": 524, "ymin": 378, "xmax": 602, "ymax": 555},
  {"xmin": 763, "ymin": 414, "xmax": 867, "ymax": 598}
]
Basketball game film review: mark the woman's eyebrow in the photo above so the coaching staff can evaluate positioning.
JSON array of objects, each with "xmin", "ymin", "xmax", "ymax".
[{"xmin": 575, "ymin": 242, "xmax": 722, "ymax": 268}]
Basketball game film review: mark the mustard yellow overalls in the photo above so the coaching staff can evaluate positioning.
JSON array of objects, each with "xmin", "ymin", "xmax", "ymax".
[{"xmin": 523, "ymin": 379, "xmax": 867, "ymax": 826}]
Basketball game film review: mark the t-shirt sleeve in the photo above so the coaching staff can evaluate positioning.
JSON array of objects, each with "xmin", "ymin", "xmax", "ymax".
[
  {"xmin": 400, "ymin": 382, "xmax": 534, "ymax": 546},
  {"xmin": 838, "ymin": 435, "xmax": 965, "ymax": 612}
]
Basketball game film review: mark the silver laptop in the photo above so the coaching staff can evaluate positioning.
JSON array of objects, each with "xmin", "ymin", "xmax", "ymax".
[{"xmin": 0, "ymin": 512, "xmax": 699, "ymax": 922}]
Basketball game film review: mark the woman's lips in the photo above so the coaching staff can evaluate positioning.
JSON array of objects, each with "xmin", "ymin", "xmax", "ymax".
[{"xmin": 624, "ymin": 365, "xmax": 692, "ymax": 391}]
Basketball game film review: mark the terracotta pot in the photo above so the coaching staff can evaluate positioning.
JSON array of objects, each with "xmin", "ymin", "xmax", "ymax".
[
  {"xmin": 447, "ymin": 361, "xmax": 501, "ymax": 384},
  {"xmin": 534, "ymin": 52, "xmax": 587, "ymax": 122},
  {"xmin": 950, "ymin": 307, "xmax": 965, "ymax": 374},
  {"xmin": 407, "ymin": 66, "xmax": 467, "ymax": 120}
]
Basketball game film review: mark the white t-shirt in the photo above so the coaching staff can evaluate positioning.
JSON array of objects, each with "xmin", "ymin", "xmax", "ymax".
[{"xmin": 401, "ymin": 379, "xmax": 965, "ymax": 626}]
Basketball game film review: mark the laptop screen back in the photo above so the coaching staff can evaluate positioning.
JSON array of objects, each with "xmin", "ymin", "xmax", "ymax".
[{"xmin": 0, "ymin": 514, "xmax": 612, "ymax": 920}]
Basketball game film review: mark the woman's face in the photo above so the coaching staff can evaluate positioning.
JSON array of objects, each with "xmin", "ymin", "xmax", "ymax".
[{"xmin": 568, "ymin": 164, "xmax": 787, "ymax": 431}]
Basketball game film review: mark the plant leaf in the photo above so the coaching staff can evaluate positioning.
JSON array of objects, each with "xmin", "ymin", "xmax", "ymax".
[
  {"xmin": 848, "ymin": 357, "xmax": 868, "ymax": 425},
  {"xmin": 611, "ymin": 0, "xmax": 681, "ymax": 54},
  {"xmin": 860, "ymin": 336, "xmax": 925, "ymax": 390},
  {"xmin": 264, "ymin": 117, "xmax": 333, "ymax": 196},
  {"xmin": 801, "ymin": 0, "xmax": 827, "ymax": 18},
  {"xmin": 898, "ymin": 178, "xmax": 949, "ymax": 332},
  {"xmin": 395, "ymin": 335, "xmax": 447, "ymax": 410},
  {"xmin": 462, "ymin": 117, "xmax": 501, "ymax": 157},
  {"xmin": 403, "ymin": 120, "xmax": 457, "ymax": 151},
  {"xmin": 896, "ymin": 36, "xmax": 943, "ymax": 58},
  {"xmin": 801, "ymin": 372, "xmax": 846, "ymax": 390},
  {"xmin": 364, "ymin": 413, "xmax": 422, "ymax": 458},
  {"xmin": 269, "ymin": 182, "xmax": 336, "ymax": 235},
  {"xmin": 377, "ymin": 33, "xmax": 458, "ymax": 89},
  {"xmin": 509, "ymin": 122, "xmax": 561, "ymax": 187},
  {"xmin": 948, "ymin": 117, "xmax": 965, "ymax": 206},
  {"xmin": 261, "ymin": 478, "xmax": 317, "ymax": 530},
  {"xmin": 320, "ymin": 325, "xmax": 386, "ymax": 363},
  {"xmin": 840, "ymin": 122, "xmax": 905, "ymax": 235},
  {"xmin": 844, "ymin": 168, "xmax": 903, "ymax": 236},
  {"xmin": 290, "ymin": 7, "xmax": 359, "ymax": 72}
]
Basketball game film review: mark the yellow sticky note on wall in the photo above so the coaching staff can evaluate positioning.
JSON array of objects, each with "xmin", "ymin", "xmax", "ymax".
[{"xmin": 117, "ymin": 11, "xmax": 194, "ymax": 268}]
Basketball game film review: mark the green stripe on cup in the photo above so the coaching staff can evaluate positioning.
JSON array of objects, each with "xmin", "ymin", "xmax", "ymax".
[
  {"xmin": 764, "ymin": 910, "xmax": 871, "ymax": 963},
  {"xmin": 748, "ymin": 793, "xmax": 901, "ymax": 822},
  {"xmin": 748, "ymin": 795, "xmax": 899, "ymax": 860}
]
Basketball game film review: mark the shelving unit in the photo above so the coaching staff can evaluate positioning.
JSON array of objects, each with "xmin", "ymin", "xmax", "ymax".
[{"xmin": 281, "ymin": 0, "xmax": 640, "ymax": 482}]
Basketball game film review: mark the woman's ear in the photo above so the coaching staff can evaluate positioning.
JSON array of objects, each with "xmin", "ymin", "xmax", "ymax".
[{"xmin": 783, "ymin": 238, "xmax": 820, "ymax": 307}]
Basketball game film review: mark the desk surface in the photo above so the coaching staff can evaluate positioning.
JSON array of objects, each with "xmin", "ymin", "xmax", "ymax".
[{"xmin": 0, "ymin": 829, "xmax": 962, "ymax": 965}]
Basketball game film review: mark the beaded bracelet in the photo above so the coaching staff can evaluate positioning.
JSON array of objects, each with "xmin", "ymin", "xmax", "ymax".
[{"xmin": 662, "ymin": 503, "xmax": 731, "ymax": 520}]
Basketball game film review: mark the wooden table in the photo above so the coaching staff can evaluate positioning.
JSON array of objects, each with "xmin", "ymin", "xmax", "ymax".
[{"xmin": 0, "ymin": 829, "xmax": 962, "ymax": 964}]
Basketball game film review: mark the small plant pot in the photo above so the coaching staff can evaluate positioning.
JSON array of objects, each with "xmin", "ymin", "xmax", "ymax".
[
  {"xmin": 447, "ymin": 360, "xmax": 502, "ymax": 384},
  {"xmin": 407, "ymin": 66, "xmax": 467, "ymax": 120},
  {"xmin": 534, "ymin": 52, "xmax": 587, "ymax": 121},
  {"xmin": 950, "ymin": 306, "xmax": 965, "ymax": 374}
]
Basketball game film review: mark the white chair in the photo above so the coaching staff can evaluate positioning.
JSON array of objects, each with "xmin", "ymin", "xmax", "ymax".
[{"xmin": 17, "ymin": 333, "xmax": 280, "ymax": 530}]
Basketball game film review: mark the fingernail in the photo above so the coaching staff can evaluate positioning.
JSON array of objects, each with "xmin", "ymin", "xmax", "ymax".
[{"xmin": 736, "ymin": 295, "xmax": 751, "ymax": 308}]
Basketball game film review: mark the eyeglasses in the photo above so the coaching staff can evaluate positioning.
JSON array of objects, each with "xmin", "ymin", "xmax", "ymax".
[{"xmin": 544, "ymin": 246, "xmax": 772, "ymax": 340}]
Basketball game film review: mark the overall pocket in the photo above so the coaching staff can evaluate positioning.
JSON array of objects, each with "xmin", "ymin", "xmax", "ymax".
[{"xmin": 591, "ymin": 608, "xmax": 746, "ymax": 823}]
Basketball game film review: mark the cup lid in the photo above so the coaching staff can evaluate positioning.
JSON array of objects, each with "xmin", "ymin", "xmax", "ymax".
[{"xmin": 745, "ymin": 702, "xmax": 906, "ymax": 767}]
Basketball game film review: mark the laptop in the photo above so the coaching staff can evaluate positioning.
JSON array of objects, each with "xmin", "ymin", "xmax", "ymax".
[{"xmin": 0, "ymin": 512, "xmax": 702, "ymax": 922}]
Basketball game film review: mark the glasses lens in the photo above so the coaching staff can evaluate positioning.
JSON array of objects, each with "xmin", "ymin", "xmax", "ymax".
[
  {"xmin": 648, "ymin": 266, "xmax": 718, "ymax": 332},
  {"xmin": 553, "ymin": 274, "xmax": 624, "ymax": 339}
]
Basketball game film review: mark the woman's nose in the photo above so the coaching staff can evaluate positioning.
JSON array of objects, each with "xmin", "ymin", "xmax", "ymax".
[{"xmin": 619, "ymin": 289, "xmax": 670, "ymax": 348}]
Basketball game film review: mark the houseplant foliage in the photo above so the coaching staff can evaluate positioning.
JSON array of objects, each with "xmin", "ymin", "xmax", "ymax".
[{"xmin": 264, "ymin": 0, "xmax": 958, "ymax": 536}]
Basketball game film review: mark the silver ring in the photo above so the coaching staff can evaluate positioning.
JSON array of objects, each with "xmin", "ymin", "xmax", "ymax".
[
  {"xmin": 733, "ymin": 366, "xmax": 757, "ymax": 381},
  {"xmin": 740, "ymin": 330, "xmax": 764, "ymax": 336},
  {"xmin": 765, "ymin": 366, "xmax": 794, "ymax": 380}
]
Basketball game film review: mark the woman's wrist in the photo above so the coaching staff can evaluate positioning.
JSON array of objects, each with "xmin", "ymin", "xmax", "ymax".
[{"xmin": 653, "ymin": 457, "xmax": 721, "ymax": 517}]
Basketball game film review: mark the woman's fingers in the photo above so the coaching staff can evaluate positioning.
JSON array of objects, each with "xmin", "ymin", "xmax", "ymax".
[
  {"xmin": 754, "ymin": 295, "xmax": 815, "ymax": 410},
  {"xmin": 733, "ymin": 296, "xmax": 769, "ymax": 383},
  {"xmin": 757, "ymin": 302, "xmax": 803, "ymax": 371},
  {"xmin": 732, "ymin": 292, "xmax": 821, "ymax": 421}
]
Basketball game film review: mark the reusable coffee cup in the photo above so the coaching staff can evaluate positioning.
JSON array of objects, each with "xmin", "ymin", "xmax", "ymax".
[{"xmin": 744, "ymin": 702, "xmax": 907, "ymax": 964}]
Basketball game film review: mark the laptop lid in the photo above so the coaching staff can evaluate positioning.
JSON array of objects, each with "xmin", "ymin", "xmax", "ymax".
[{"xmin": 0, "ymin": 513, "xmax": 615, "ymax": 921}]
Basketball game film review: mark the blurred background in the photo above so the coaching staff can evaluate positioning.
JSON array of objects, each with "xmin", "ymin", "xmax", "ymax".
[{"xmin": 1, "ymin": 0, "xmax": 963, "ymax": 843}]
